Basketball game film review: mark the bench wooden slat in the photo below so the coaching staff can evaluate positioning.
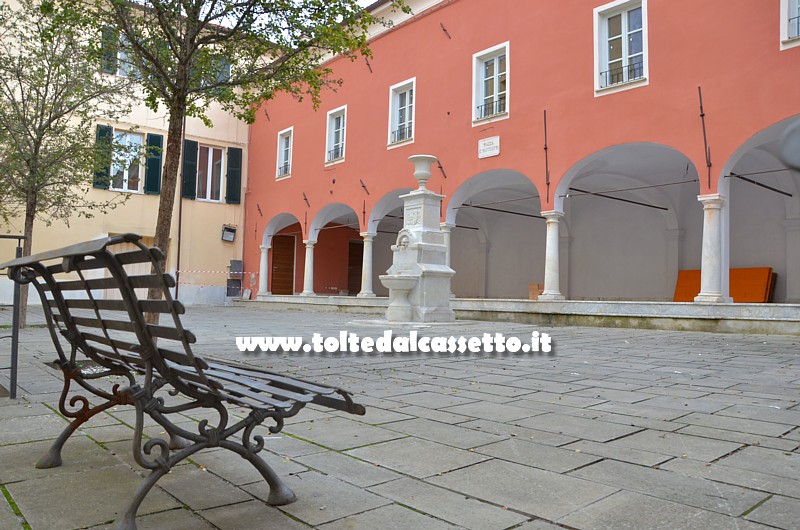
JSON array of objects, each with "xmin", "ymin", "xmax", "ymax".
[
  {"xmin": 206, "ymin": 361, "xmax": 336, "ymax": 395},
  {"xmin": 219, "ymin": 383, "xmax": 296, "ymax": 409},
  {"xmin": 202, "ymin": 368, "xmax": 314, "ymax": 403}
]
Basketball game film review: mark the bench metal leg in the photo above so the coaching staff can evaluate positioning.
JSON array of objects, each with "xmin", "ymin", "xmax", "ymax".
[
  {"xmin": 38, "ymin": 367, "xmax": 130, "ymax": 468},
  {"xmin": 219, "ymin": 439, "xmax": 297, "ymax": 506}
]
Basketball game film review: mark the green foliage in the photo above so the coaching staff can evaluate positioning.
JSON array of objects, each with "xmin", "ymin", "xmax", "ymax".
[
  {"xmin": 81, "ymin": 0, "xmax": 409, "ymax": 124},
  {"xmin": 0, "ymin": 0, "xmax": 135, "ymax": 228}
]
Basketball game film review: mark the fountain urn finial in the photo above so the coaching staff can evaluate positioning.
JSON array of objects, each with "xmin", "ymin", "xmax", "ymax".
[{"xmin": 408, "ymin": 155, "xmax": 438, "ymax": 190}]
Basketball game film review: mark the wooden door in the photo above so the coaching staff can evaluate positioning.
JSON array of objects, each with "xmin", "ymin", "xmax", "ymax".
[
  {"xmin": 271, "ymin": 235, "xmax": 295, "ymax": 295},
  {"xmin": 347, "ymin": 240, "xmax": 363, "ymax": 295}
]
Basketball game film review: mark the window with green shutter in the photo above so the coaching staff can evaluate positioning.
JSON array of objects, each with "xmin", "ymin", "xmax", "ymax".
[
  {"xmin": 226, "ymin": 147, "xmax": 242, "ymax": 204},
  {"xmin": 144, "ymin": 134, "xmax": 163, "ymax": 194},
  {"xmin": 181, "ymin": 140, "xmax": 198, "ymax": 199},
  {"xmin": 100, "ymin": 26, "xmax": 118, "ymax": 74},
  {"xmin": 94, "ymin": 125, "xmax": 113, "ymax": 189}
]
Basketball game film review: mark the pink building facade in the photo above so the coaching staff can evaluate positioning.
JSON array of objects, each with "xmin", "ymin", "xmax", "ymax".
[{"xmin": 243, "ymin": 0, "xmax": 800, "ymax": 304}]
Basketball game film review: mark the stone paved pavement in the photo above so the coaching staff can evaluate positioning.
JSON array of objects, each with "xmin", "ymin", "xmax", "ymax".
[{"xmin": 0, "ymin": 305, "xmax": 799, "ymax": 529}]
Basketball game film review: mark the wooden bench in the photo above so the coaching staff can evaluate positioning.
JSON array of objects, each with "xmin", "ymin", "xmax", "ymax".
[{"xmin": 0, "ymin": 234, "xmax": 365, "ymax": 530}]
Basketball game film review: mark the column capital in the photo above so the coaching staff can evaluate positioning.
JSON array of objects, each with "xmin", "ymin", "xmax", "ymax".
[
  {"xmin": 697, "ymin": 194, "xmax": 725, "ymax": 209},
  {"xmin": 359, "ymin": 232, "xmax": 376, "ymax": 240},
  {"xmin": 259, "ymin": 244, "xmax": 270, "ymax": 252},
  {"xmin": 541, "ymin": 210, "xmax": 565, "ymax": 220},
  {"xmin": 303, "ymin": 239, "xmax": 316, "ymax": 247},
  {"xmin": 439, "ymin": 222, "xmax": 455, "ymax": 231}
]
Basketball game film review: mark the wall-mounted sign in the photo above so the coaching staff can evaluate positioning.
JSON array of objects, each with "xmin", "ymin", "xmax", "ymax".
[{"xmin": 478, "ymin": 136, "xmax": 500, "ymax": 159}]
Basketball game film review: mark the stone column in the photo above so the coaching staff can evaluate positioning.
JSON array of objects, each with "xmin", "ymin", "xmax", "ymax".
[
  {"xmin": 695, "ymin": 195, "xmax": 731, "ymax": 303},
  {"xmin": 257, "ymin": 244, "xmax": 270, "ymax": 296},
  {"xmin": 539, "ymin": 210, "xmax": 565, "ymax": 300},
  {"xmin": 784, "ymin": 218, "xmax": 800, "ymax": 303},
  {"xmin": 301, "ymin": 240, "xmax": 316, "ymax": 296},
  {"xmin": 358, "ymin": 233, "xmax": 376, "ymax": 297},
  {"xmin": 441, "ymin": 222, "xmax": 455, "ymax": 298}
]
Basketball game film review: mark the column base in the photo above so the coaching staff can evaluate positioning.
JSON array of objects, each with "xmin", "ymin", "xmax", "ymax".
[
  {"xmin": 693, "ymin": 294, "xmax": 733, "ymax": 303},
  {"xmin": 357, "ymin": 292, "xmax": 376, "ymax": 298},
  {"xmin": 300, "ymin": 292, "xmax": 316, "ymax": 297},
  {"xmin": 538, "ymin": 293, "xmax": 565, "ymax": 301}
]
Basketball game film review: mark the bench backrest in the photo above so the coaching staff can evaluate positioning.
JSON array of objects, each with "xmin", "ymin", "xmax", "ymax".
[{"xmin": 1, "ymin": 234, "xmax": 221, "ymax": 401}]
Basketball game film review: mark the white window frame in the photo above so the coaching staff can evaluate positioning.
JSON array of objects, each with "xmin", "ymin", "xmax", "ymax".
[
  {"xmin": 276, "ymin": 126, "xmax": 293, "ymax": 179},
  {"xmin": 387, "ymin": 78, "xmax": 416, "ymax": 148},
  {"xmin": 196, "ymin": 144, "xmax": 224, "ymax": 202},
  {"xmin": 472, "ymin": 42, "xmax": 509, "ymax": 125},
  {"xmin": 325, "ymin": 105, "xmax": 347, "ymax": 164},
  {"xmin": 110, "ymin": 131, "xmax": 144, "ymax": 193},
  {"xmin": 594, "ymin": 0, "xmax": 649, "ymax": 96},
  {"xmin": 781, "ymin": 0, "xmax": 800, "ymax": 50}
]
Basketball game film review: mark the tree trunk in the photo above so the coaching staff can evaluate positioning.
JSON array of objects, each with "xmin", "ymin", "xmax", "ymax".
[
  {"xmin": 146, "ymin": 99, "xmax": 186, "ymax": 323},
  {"xmin": 18, "ymin": 190, "xmax": 37, "ymax": 329}
]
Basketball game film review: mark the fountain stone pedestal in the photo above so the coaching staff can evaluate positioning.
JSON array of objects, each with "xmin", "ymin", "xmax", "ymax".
[{"xmin": 379, "ymin": 155, "xmax": 455, "ymax": 322}]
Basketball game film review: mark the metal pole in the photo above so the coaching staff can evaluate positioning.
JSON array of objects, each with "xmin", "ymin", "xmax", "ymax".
[{"xmin": 10, "ymin": 243, "xmax": 21, "ymax": 399}]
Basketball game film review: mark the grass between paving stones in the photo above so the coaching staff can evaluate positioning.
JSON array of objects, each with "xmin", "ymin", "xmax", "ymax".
[
  {"xmin": 1, "ymin": 484, "xmax": 31, "ymax": 529},
  {"xmin": 740, "ymin": 494, "xmax": 773, "ymax": 517}
]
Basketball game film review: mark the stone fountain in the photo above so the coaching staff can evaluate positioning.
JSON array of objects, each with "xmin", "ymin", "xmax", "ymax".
[{"xmin": 379, "ymin": 155, "xmax": 455, "ymax": 322}]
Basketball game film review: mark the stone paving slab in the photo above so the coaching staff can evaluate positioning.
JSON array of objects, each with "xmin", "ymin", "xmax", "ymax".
[
  {"xmin": 515, "ymin": 412, "xmax": 642, "ymax": 442},
  {"xmin": 558, "ymin": 490, "xmax": 771, "ymax": 530},
  {"xmin": 474, "ymin": 438, "xmax": 602, "ymax": 473},
  {"xmin": 676, "ymin": 424, "xmax": 800, "ymax": 451},
  {"xmin": 285, "ymin": 416, "xmax": 407, "ymax": 451},
  {"xmin": 607, "ymin": 429, "xmax": 743, "ymax": 461},
  {"xmin": 429, "ymin": 459, "xmax": 619, "ymax": 521},
  {"xmin": 200, "ymin": 500, "xmax": 310, "ymax": 530},
  {"xmin": 458, "ymin": 418, "xmax": 579, "ymax": 446},
  {"xmin": 294, "ymin": 450, "xmax": 402, "ymax": 488},
  {"xmin": 570, "ymin": 459, "xmax": 769, "ymax": 515},
  {"xmin": 347, "ymin": 437, "xmax": 489, "ymax": 478},
  {"xmin": 7, "ymin": 464, "xmax": 179, "ymax": 529},
  {"xmin": 382, "ymin": 417, "xmax": 504, "ymax": 449},
  {"xmin": 678, "ymin": 411, "xmax": 795, "ymax": 437},
  {"xmin": 0, "ymin": 435, "xmax": 123, "ymax": 484},
  {"xmin": 0, "ymin": 494, "xmax": 22, "ymax": 530},
  {"xmin": 317, "ymin": 503, "xmax": 459, "ymax": 530},
  {"xmin": 744, "ymin": 494, "xmax": 800, "ymax": 528},
  {"xmin": 660, "ymin": 458, "xmax": 800, "ymax": 499},
  {"xmin": 716, "ymin": 445, "xmax": 800, "ymax": 478},
  {"xmin": 245, "ymin": 471, "xmax": 391, "ymax": 526},
  {"xmin": 560, "ymin": 439, "xmax": 674, "ymax": 467},
  {"xmin": 369, "ymin": 477, "xmax": 528, "ymax": 530}
]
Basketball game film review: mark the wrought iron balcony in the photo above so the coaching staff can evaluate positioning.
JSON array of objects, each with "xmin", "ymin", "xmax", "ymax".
[
  {"xmin": 476, "ymin": 97, "xmax": 507, "ymax": 120},
  {"xmin": 277, "ymin": 162, "xmax": 290, "ymax": 176},
  {"xmin": 599, "ymin": 60, "xmax": 645, "ymax": 89},
  {"xmin": 390, "ymin": 125, "xmax": 413, "ymax": 144},
  {"xmin": 327, "ymin": 145, "xmax": 344, "ymax": 162}
]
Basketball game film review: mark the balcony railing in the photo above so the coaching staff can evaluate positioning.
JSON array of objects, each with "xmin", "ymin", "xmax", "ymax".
[
  {"xmin": 599, "ymin": 60, "xmax": 645, "ymax": 89},
  {"xmin": 277, "ymin": 162, "xmax": 290, "ymax": 177},
  {"xmin": 390, "ymin": 125, "xmax": 413, "ymax": 144},
  {"xmin": 327, "ymin": 145, "xmax": 344, "ymax": 162},
  {"xmin": 790, "ymin": 16, "xmax": 800, "ymax": 39},
  {"xmin": 476, "ymin": 97, "xmax": 506, "ymax": 120}
]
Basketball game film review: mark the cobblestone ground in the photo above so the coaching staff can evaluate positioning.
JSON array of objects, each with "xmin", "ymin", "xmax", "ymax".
[{"xmin": 0, "ymin": 305, "xmax": 799, "ymax": 529}]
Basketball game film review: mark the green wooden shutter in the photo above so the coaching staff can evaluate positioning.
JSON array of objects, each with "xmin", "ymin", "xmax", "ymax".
[
  {"xmin": 100, "ymin": 26, "xmax": 118, "ymax": 74},
  {"xmin": 181, "ymin": 139, "xmax": 198, "ymax": 199},
  {"xmin": 225, "ymin": 147, "xmax": 242, "ymax": 204},
  {"xmin": 94, "ymin": 125, "xmax": 113, "ymax": 189},
  {"xmin": 144, "ymin": 133, "xmax": 163, "ymax": 195}
]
